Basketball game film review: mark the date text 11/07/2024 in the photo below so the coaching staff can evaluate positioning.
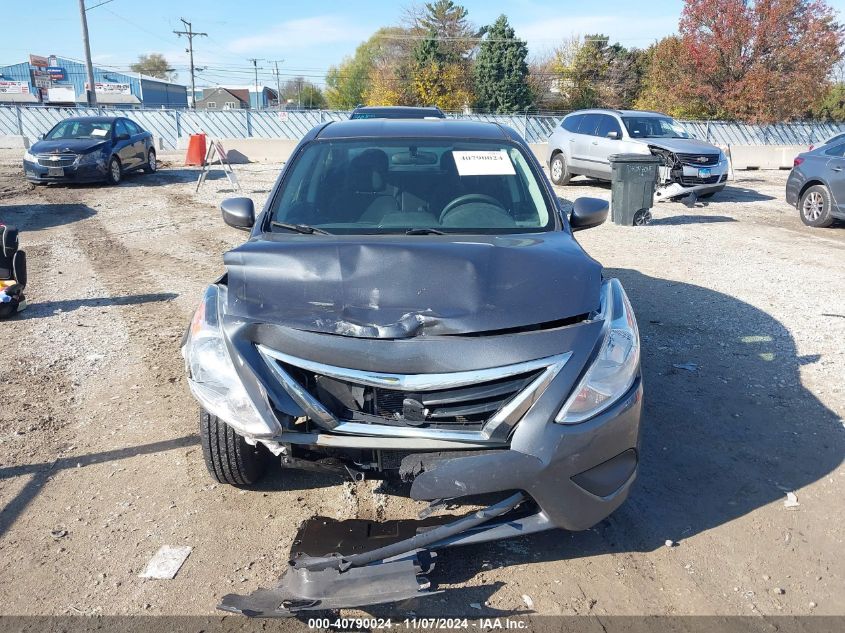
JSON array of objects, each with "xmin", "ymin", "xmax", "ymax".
[{"xmin": 306, "ymin": 618, "xmax": 530, "ymax": 629}]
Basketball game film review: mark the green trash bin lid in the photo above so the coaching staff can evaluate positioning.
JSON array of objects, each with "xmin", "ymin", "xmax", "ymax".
[{"xmin": 608, "ymin": 153, "xmax": 660, "ymax": 163}]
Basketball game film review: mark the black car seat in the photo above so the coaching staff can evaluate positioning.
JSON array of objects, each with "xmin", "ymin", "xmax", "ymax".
[
  {"xmin": 0, "ymin": 224, "xmax": 27, "ymax": 318},
  {"xmin": 348, "ymin": 149, "xmax": 400, "ymax": 224}
]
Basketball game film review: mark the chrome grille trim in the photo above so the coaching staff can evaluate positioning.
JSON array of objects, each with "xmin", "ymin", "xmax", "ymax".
[
  {"xmin": 258, "ymin": 346, "xmax": 562, "ymax": 390},
  {"xmin": 37, "ymin": 154, "xmax": 78, "ymax": 167},
  {"xmin": 257, "ymin": 345, "xmax": 572, "ymax": 444}
]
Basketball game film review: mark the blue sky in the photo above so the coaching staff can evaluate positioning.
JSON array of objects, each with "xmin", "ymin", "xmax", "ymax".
[{"xmin": 2, "ymin": 0, "xmax": 844, "ymax": 88}]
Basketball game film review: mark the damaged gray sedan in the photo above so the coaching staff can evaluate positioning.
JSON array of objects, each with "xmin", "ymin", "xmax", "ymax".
[{"xmin": 182, "ymin": 119, "xmax": 643, "ymax": 616}]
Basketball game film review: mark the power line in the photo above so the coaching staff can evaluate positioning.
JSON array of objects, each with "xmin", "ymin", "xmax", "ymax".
[
  {"xmin": 85, "ymin": 0, "xmax": 116, "ymax": 11},
  {"xmin": 246, "ymin": 58, "xmax": 264, "ymax": 107},
  {"xmin": 174, "ymin": 18, "xmax": 207, "ymax": 108},
  {"xmin": 270, "ymin": 59, "xmax": 284, "ymax": 109}
]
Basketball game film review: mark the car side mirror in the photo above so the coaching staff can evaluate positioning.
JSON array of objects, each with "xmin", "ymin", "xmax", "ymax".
[
  {"xmin": 569, "ymin": 197, "xmax": 608, "ymax": 231},
  {"xmin": 221, "ymin": 197, "xmax": 255, "ymax": 231},
  {"xmin": 116, "ymin": 133, "xmax": 130, "ymax": 141},
  {"xmin": 607, "ymin": 131, "xmax": 620, "ymax": 140},
  {"xmin": 39, "ymin": 133, "xmax": 46, "ymax": 140}
]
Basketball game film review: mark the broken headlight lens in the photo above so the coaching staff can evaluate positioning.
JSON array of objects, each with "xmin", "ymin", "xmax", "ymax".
[
  {"xmin": 183, "ymin": 284, "xmax": 277, "ymax": 437},
  {"xmin": 556, "ymin": 279, "xmax": 640, "ymax": 424}
]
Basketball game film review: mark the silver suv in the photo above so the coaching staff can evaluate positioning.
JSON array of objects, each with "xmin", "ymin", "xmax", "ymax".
[{"xmin": 547, "ymin": 109, "xmax": 729, "ymax": 201}]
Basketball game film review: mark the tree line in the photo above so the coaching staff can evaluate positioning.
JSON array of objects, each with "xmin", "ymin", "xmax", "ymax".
[{"xmin": 324, "ymin": 0, "xmax": 845, "ymax": 123}]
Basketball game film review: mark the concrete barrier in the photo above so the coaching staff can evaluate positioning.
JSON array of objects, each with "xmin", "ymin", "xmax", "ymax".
[
  {"xmin": 0, "ymin": 135, "xmax": 29, "ymax": 149},
  {"xmin": 527, "ymin": 142, "xmax": 803, "ymax": 171},
  {"xmin": 529, "ymin": 143, "xmax": 549, "ymax": 166},
  {"xmin": 174, "ymin": 136, "xmax": 299, "ymax": 164},
  {"xmin": 727, "ymin": 144, "xmax": 805, "ymax": 170}
]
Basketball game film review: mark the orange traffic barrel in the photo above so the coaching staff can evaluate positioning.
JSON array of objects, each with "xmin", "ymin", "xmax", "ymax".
[{"xmin": 185, "ymin": 133, "xmax": 207, "ymax": 166}]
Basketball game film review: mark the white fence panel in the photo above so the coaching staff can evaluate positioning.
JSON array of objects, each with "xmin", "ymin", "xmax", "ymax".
[{"xmin": 3, "ymin": 105, "xmax": 845, "ymax": 149}]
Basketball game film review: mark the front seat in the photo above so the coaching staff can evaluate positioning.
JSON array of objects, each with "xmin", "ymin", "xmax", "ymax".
[
  {"xmin": 347, "ymin": 149, "xmax": 399, "ymax": 224},
  {"xmin": 0, "ymin": 225, "xmax": 27, "ymax": 317}
]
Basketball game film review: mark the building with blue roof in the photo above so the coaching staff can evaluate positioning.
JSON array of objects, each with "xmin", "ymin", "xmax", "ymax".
[{"xmin": 0, "ymin": 54, "xmax": 188, "ymax": 108}]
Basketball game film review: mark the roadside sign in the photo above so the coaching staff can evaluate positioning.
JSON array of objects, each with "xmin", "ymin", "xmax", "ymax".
[
  {"xmin": 29, "ymin": 54, "xmax": 49, "ymax": 68},
  {"xmin": 278, "ymin": 111, "xmax": 289, "ymax": 122},
  {"xmin": 47, "ymin": 67, "xmax": 66, "ymax": 81},
  {"xmin": 86, "ymin": 82, "xmax": 131, "ymax": 95},
  {"xmin": 0, "ymin": 81, "xmax": 30, "ymax": 94}
]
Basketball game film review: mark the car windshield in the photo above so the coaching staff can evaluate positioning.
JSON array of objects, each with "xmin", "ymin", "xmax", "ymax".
[
  {"xmin": 622, "ymin": 116, "xmax": 690, "ymax": 139},
  {"xmin": 268, "ymin": 139, "xmax": 554, "ymax": 234},
  {"xmin": 46, "ymin": 120, "xmax": 112, "ymax": 140}
]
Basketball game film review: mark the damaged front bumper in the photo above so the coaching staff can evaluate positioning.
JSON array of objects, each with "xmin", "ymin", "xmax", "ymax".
[
  {"xmin": 184, "ymin": 278, "xmax": 643, "ymax": 614},
  {"xmin": 653, "ymin": 156, "xmax": 729, "ymax": 202}
]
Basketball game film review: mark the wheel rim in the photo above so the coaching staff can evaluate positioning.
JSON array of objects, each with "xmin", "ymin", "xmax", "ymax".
[
  {"xmin": 551, "ymin": 158, "xmax": 562, "ymax": 180},
  {"xmin": 111, "ymin": 160, "xmax": 120, "ymax": 182},
  {"xmin": 149, "ymin": 153, "xmax": 156, "ymax": 171},
  {"xmin": 802, "ymin": 191, "xmax": 824, "ymax": 220}
]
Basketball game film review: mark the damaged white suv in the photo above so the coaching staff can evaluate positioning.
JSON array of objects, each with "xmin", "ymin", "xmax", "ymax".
[{"xmin": 547, "ymin": 109, "xmax": 728, "ymax": 201}]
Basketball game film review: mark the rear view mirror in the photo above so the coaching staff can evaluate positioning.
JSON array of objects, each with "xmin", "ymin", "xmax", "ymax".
[
  {"xmin": 569, "ymin": 197, "xmax": 608, "ymax": 231},
  {"xmin": 391, "ymin": 150, "xmax": 437, "ymax": 165},
  {"xmin": 221, "ymin": 197, "xmax": 255, "ymax": 231},
  {"xmin": 607, "ymin": 131, "xmax": 620, "ymax": 140}
]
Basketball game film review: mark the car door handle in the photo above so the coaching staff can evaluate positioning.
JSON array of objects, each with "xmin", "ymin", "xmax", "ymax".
[
  {"xmin": 832, "ymin": 166, "xmax": 843, "ymax": 172},
  {"xmin": 569, "ymin": 139, "xmax": 575, "ymax": 143},
  {"xmin": 591, "ymin": 141, "xmax": 598, "ymax": 145}
]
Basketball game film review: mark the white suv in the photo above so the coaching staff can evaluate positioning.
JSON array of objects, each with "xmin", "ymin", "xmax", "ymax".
[{"xmin": 547, "ymin": 109, "xmax": 729, "ymax": 201}]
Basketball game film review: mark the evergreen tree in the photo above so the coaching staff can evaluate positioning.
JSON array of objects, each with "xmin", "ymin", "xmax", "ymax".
[{"xmin": 473, "ymin": 15, "xmax": 532, "ymax": 113}]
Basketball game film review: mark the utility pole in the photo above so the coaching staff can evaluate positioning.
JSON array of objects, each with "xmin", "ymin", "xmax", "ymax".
[
  {"xmin": 247, "ymin": 58, "xmax": 263, "ymax": 109},
  {"xmin": 174, "ymin": 18, "xmax": 207, "ymax": 109},
  {"xmin": 270, "ymin": 59, "xmax": 284, "ymax": 109},
  {"xmin": 77, "ymin": 0, "xmax": 97, "ymax": 105}
]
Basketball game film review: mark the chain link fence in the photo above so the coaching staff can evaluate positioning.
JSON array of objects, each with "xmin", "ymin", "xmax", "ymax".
[{"xmin": 2, "ymin": 105, "xmax": 843, "ymax": 149}]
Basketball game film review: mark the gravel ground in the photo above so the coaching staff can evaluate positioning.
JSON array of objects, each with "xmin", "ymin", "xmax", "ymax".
[{"xmin": 0, "ymin": 149, "xmax": 843, "ymax": 619}]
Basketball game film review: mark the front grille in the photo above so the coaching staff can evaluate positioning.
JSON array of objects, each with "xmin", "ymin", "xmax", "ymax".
[
  {"xmin": 37, "ymin": 154, "xmax": 77, "ymax": 167},
  {"xmin": 282, "ymin": 362, "xmax": 541, "ymax": 430},
  {"xmin": 257, "ymin": 345, "xmax": 572, "ymax": 443},
  {"xmin": 676, "ymin": 153, "xmax": 720, "ymax": 166},
  {"xmin": 680, "ymin": 173, "xmax": 728, "ymax": 186}
]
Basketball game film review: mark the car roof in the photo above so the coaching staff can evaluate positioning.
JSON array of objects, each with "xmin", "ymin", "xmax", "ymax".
[
  {"xmin": 60, "ymin": 116, "xmax": 121, "ymax": 123},
  {"xmin": 315, "ymin": 118, "xmax": 510, "ymax": 140},
  {"xmin": 352, "ymin": 105, "xmax": 442, "ymax": 112},
  {"xmin": 566, "ymin": 109, "xmax": 668, "ymax": 118}
]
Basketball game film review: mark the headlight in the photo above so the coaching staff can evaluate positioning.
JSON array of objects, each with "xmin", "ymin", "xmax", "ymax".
[
  {"xmin": 183, "ymin": 284, "xmax": 278, "ymax": 437},
  {"xmin": 556, "ymin": 279, "xmax": 640, "ymax": 424},
  {"xmin": 78, "ymin": 149, "xmax": 105, "ymax": 165},
  {"xmin": 23, "ymin": 150, "xmax": 36, "ymax": 162}
]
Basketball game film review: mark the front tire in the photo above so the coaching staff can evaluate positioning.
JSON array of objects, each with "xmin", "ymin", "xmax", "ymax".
[
  {"xmin": 549, "ymin": 153, "xmax": 572, "ymax": 186},
  {"xmin": 143, "ymin": 149, "xmax": 157, "ymax": 174},
  {"xmin": 106, "ymin": 156, "xmax": 122, "ymax": 185},
  {"xmin": 199, "ymin": 410, "xmax": 269, "ymax": 486},
  {"xmin": 799, "ymin": 185, "xmax": 835, "ymax": 227}
]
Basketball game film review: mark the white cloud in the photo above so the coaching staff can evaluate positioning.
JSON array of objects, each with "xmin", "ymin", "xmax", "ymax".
[{"xmin": 227, "ymin": 15, "xmax": 370, "ymax": 54}]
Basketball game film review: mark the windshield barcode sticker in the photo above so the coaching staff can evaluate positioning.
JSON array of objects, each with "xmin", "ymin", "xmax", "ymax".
[
  {"xmin": 92, "ymin": 128, "xmax": 108, "ymax": 137},
  {"xmin": 453, "ymin": 150, "xmax": 516, "ymax": 176}
]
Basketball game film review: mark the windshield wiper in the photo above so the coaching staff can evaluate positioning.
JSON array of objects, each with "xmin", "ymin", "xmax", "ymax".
[
  {"xmin": 270, "ymin": 221, "xmax": 330, "ymax": 235},
  {"xmin": 405, "ymin": 228, "xmax": 445, "ymax": 235}
]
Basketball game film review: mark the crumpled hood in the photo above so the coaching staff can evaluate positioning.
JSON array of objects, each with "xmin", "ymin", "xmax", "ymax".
[
  {"xmin": 634, "ymin": 137, "xmax": 722, "ymax": 155},
  {"xmin": 223, "ymin": 233, "xmax": 602, "ymax": 338},
  {"xmin": 30, "ymin": 139, "xmax": 109, "ymax": 155}
]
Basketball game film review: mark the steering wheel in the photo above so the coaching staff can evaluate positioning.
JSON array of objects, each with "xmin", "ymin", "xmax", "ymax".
[{"xmin": 439, "ymin": 194, "xmax": 506, "ymax": 223}]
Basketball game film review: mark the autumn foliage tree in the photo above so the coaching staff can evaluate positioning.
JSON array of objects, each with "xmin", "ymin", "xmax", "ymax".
[
  {"xmin": 636, "ymin": 36, "xmax": 709, "ymax": 117},
  {"xmin": 678, "ymin": 0, "xmax": 844, "ymax": 122}
]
